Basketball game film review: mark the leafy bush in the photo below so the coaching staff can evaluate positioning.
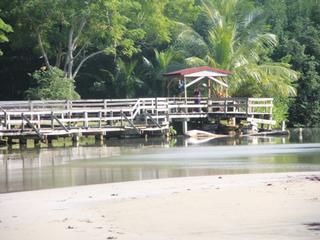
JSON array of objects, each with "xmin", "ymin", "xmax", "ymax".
[
  {"xmin": 26, "ymin": 67, "xmax": 80, "ymax": 100},
  {"xmin": 168, "ymin": 126, "xmax": 177, "ymax": 136}
]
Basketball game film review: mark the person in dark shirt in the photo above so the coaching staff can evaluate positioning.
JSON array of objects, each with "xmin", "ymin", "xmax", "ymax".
[{"xmin": 194, "ymin": 87, "xmax": 201, "ymax": 112}]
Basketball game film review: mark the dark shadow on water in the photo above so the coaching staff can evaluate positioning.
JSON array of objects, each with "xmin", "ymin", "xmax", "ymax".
[{"xmin": 304, "ymin": 222, "xmax": 320, "ymax": 231}]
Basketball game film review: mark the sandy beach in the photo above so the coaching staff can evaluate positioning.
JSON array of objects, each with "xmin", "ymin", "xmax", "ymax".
[{"xmin": 0, "ymin": 172, "xmax": 319, "ymax": 240}]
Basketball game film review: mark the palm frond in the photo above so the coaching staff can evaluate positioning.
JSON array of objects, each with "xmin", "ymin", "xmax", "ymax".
[
  {"xmin": 142, "ymin": 56, "xmax": 154, "ymax": 69},
  {"xmin": 185, "ymin": 57, "xmax": 207, "ymax": 67}
]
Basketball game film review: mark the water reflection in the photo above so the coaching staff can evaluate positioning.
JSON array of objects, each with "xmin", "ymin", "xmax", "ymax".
[{"xmin": 1, "ymin": 128, "xmax": 320, "ymax": 193}]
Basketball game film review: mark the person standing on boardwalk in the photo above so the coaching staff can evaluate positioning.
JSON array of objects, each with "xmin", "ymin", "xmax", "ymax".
[
  {"xmin": 178, "ymin": 79, "xmax": 184, "ymax": 97},
  {"xmin": 194, "ymin": 87, "xmax": 201, "ymax": 112}
]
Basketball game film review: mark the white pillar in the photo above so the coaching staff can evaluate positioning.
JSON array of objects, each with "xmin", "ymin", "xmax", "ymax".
[
  {"xmin": 281, "ymin": 121, "xmax": 286, "ymax": 131},
  {"xmin": 182, "ymin": 120, "xmax": 188, "ymax": 135},
  {"xmin": 184, "ymin": 77, "xmax": 187, "ymax": 113},
  {"xmin": 184, "ymin": 77, "xmax": 187, "ymax": 99},
  {"xmin": 298, "ymin": 128, "xmax": 303, "ymax": 142},
  {"xmin": 231, "ymin": 117, "xmax": 236, "ymax": 127}
]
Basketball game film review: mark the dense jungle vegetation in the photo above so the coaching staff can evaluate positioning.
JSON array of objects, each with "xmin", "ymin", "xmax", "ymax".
[{"xmin": 0, "ymin": 0, "xmax": 319, "ymax": 126}]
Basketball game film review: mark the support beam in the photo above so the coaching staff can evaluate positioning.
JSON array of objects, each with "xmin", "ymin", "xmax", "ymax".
[
  {"xmin": 145, "ymin": 112, "xmax": 163, "ymax": 133},
  {"xmin": 182, "ymin": 120, "xmax": 188, "ymax": 135},
  {"xmin": 19, "ymin": 138, "xmax": 27, "ymax": 146},
  {"xmin": 51, "ymin": 113, "xmax": 69, "ymax": 132},
  {"xmin": 72, "ymin": 134, "xmax": 80, "ymax": 147},
  {"xmin": 95, "ymin": 133, "xmax": 104, "ymax": 144},
  {"xmin": 185, "ymin": 76, "xmax": 205, "ymax": 88},
  {"xmin": 184, "ymin": 77, "xmax": 187, "ymax": 113},
  {"xmin": 208, "ymin": 76, "xmax": 228, "ymax": 88}
]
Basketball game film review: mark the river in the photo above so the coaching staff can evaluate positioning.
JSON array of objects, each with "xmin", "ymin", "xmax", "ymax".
[{"xmin": 1, "ymin": 128, "xmax": 320, "ymax": 193}]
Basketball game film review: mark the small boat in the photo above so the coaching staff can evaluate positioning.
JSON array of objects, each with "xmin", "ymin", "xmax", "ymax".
[{"xmin": 185, "ymin": 129, "xmax": 226, "ymax": 138}]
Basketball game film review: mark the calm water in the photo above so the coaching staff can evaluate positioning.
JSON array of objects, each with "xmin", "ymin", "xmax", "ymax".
[{"xmin": 1, "ymin": 128, "xmax": 320, "ymax": 193}]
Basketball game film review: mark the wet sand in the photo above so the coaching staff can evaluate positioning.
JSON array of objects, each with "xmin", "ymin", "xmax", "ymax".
[{"xmin": 0, "ymin": 172, "xmax": 320, "ymax": 240}]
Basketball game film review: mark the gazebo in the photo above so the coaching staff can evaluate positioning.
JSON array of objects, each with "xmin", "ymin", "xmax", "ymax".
[{"xmin": 163, "ymin": 66, "xmax": 232, "ymax": 99}]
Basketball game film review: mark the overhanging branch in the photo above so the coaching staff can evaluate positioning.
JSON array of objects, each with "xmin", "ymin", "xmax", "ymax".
[{"xmin": 72, "ymin": 50, "xmax": 105, "ymax": 78}]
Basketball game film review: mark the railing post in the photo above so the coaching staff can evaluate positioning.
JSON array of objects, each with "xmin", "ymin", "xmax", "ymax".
[
  {"xmin": 29, "ymin": 100, "xmax": 34, "ymax": 121},
  {"xmin": 7, "ymin": 113, "xmax": 11, "ymax": 130},
  {"xmin": 155, "ymin": 97, "xmax": 159, "ymax": 123},
  {"xmin": 103, "ymin": 99, "xmax": 107, "ymax": 119},
  {"xmin": 110, "ymin": 110, "xmax": 113, "ymax": 126},
  {"xmin": 51, "ymin": 111, "xmax": 54, "ymax": 130},
  {"xmin": 99, "ymin": 111, "xmax": 102, "ymax": 128},
  {"xmin": 29, "ymin": 100, "xmax": 33, "ymax": 111},
  {"xmin": 21, "ymin": 113, "xmax": 25, "ymax": 131},
  {"xmin": 143, "ymin": 99, "xmax": 146, "ymax": 113},
  {"xmin": 246, "ymin": 98, "xmax": 249, "ymax": 117},
  {"xmin": 166, "ymin": 98, "xmax": 170, "ymax": 122},
  {"xmin": 151, "ymin": 99, "xmax": 154, "ymax": 114},
  {"xmin": 66, "ymin": 100, "xmax": 70, "ymax": 110},
  {"xmin": 84, "ymin": 111, "xmax": 88, "ymax": 128},
  {"xmin": 67, "ymin": 111, "xmax": 71, "ymax": 128},
  {"xmin": 120, "ymin": 110, "xmax": 123, "ymax": 127},
  {"xmin": 4, "ymin": 112, "xmax": 7, "ymax": 129},
  {"xmin": 37, "ymin": 114, "xmax": 41, "ymax": 129}
]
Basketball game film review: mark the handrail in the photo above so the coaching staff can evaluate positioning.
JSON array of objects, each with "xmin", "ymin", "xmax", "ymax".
[
  {"xmin": 145, "ymin": 112, "xmax": 162, "ymax": 130},
  {"xmin": 0, "ymin": 97, "xmax": 273, "ymax": 125},
  {"xmin": 120, "ymin": 111, "xmax": 141, "ymax": 135},
  {"xmin": 21, "ymin": 113, "xmax": 43, "ymax": 139}
]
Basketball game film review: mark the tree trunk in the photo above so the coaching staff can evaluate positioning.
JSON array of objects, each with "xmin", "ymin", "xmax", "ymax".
[
  {"xmin": 64, "ymin": 26, "xmax": 74, "ymax": 79},
  {"xmin": 55, "ymin": 43, "xmax": 63, "ymax": 68},
  {"xmin": 37, "ymin": 32, "xmax": 51, "ymax": 69}
]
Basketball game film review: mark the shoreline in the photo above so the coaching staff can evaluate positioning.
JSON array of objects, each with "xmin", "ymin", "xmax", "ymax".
[{"xmin": 0, "ymin": 172, "xmax": 320, "ymax": 239}]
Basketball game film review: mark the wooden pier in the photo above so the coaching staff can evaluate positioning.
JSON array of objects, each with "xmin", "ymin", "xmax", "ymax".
[{"xmin": 0, "ymin": 97, "xmax": 273, "ymax": 145}]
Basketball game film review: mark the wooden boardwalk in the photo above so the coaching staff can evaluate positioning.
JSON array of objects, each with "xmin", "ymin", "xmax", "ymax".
[{"xmin": 0, "ymin": 97, "xmax": 273, "ymax": 144}]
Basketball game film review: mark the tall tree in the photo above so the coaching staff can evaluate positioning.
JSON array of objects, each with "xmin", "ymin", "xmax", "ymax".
[
  {"xmin": 176, "ymin": 0, "xmax": 297, "ymax": 98},
  {"xmin": 262, "ymin": 0, "xmax": 320, "ymax": 126},
  {"xmin": 4, "ymin": 0, "xmax": 145, "ymax": 80}
]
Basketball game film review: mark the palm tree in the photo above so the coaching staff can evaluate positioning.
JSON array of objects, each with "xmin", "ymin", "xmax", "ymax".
[
  {"xmin": 115, "ymin": 59, "xmax": 143, "ymax": 98},
  {"xmin": 176, "ymin": 0, "xmax": 297, "ymax": 97},
  {"xmin": 141, "ymin": 47, "xmax": 177, "ymax": 96}
]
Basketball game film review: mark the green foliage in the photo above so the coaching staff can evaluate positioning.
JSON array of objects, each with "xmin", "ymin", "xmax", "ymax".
[
  {"xmin": 138, "ymin": 47, "xmax": 182, "ymax": 97},
  {"xmin": 272, "ymin": 96, "xmax": 290, "ymax": 127},
  {"xmin": 0, "ymin": 0, "xmax": 320, "ymax": 127},
  {"xmin": 165, "ymin": 0, "xmax": 200, "ymax": 25},
  {"xmin": 176, "ymin": 0, "xmax": 297, "ymax": 104},
  {"xmin": 168, "ymin": 126, "xmax": 177, "ymax": 137},
  {"xmin": 0, "ymin": 17, "xmax": 13, "ymax": 55},
  {"xmin": 266, "ymin": 0, "xmax": 320, "ymax": 126},
  {"xmin": 114, "ymin": 58, "xmax": 143, "ymax": 98},
  {"xmin": 26, "ymin": 67, "xmax": 80, "ymax": 100}
]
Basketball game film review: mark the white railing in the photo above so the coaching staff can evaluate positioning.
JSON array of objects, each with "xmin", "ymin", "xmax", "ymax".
[{"xmin": 0, "ymin": 97, "xmax": 273, "ymax": 131}]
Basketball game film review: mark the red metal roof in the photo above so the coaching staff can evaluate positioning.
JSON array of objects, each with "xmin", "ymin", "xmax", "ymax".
[{"xmin": 163, "ymin": 66, "xmax": 232, "ymax": 77}]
